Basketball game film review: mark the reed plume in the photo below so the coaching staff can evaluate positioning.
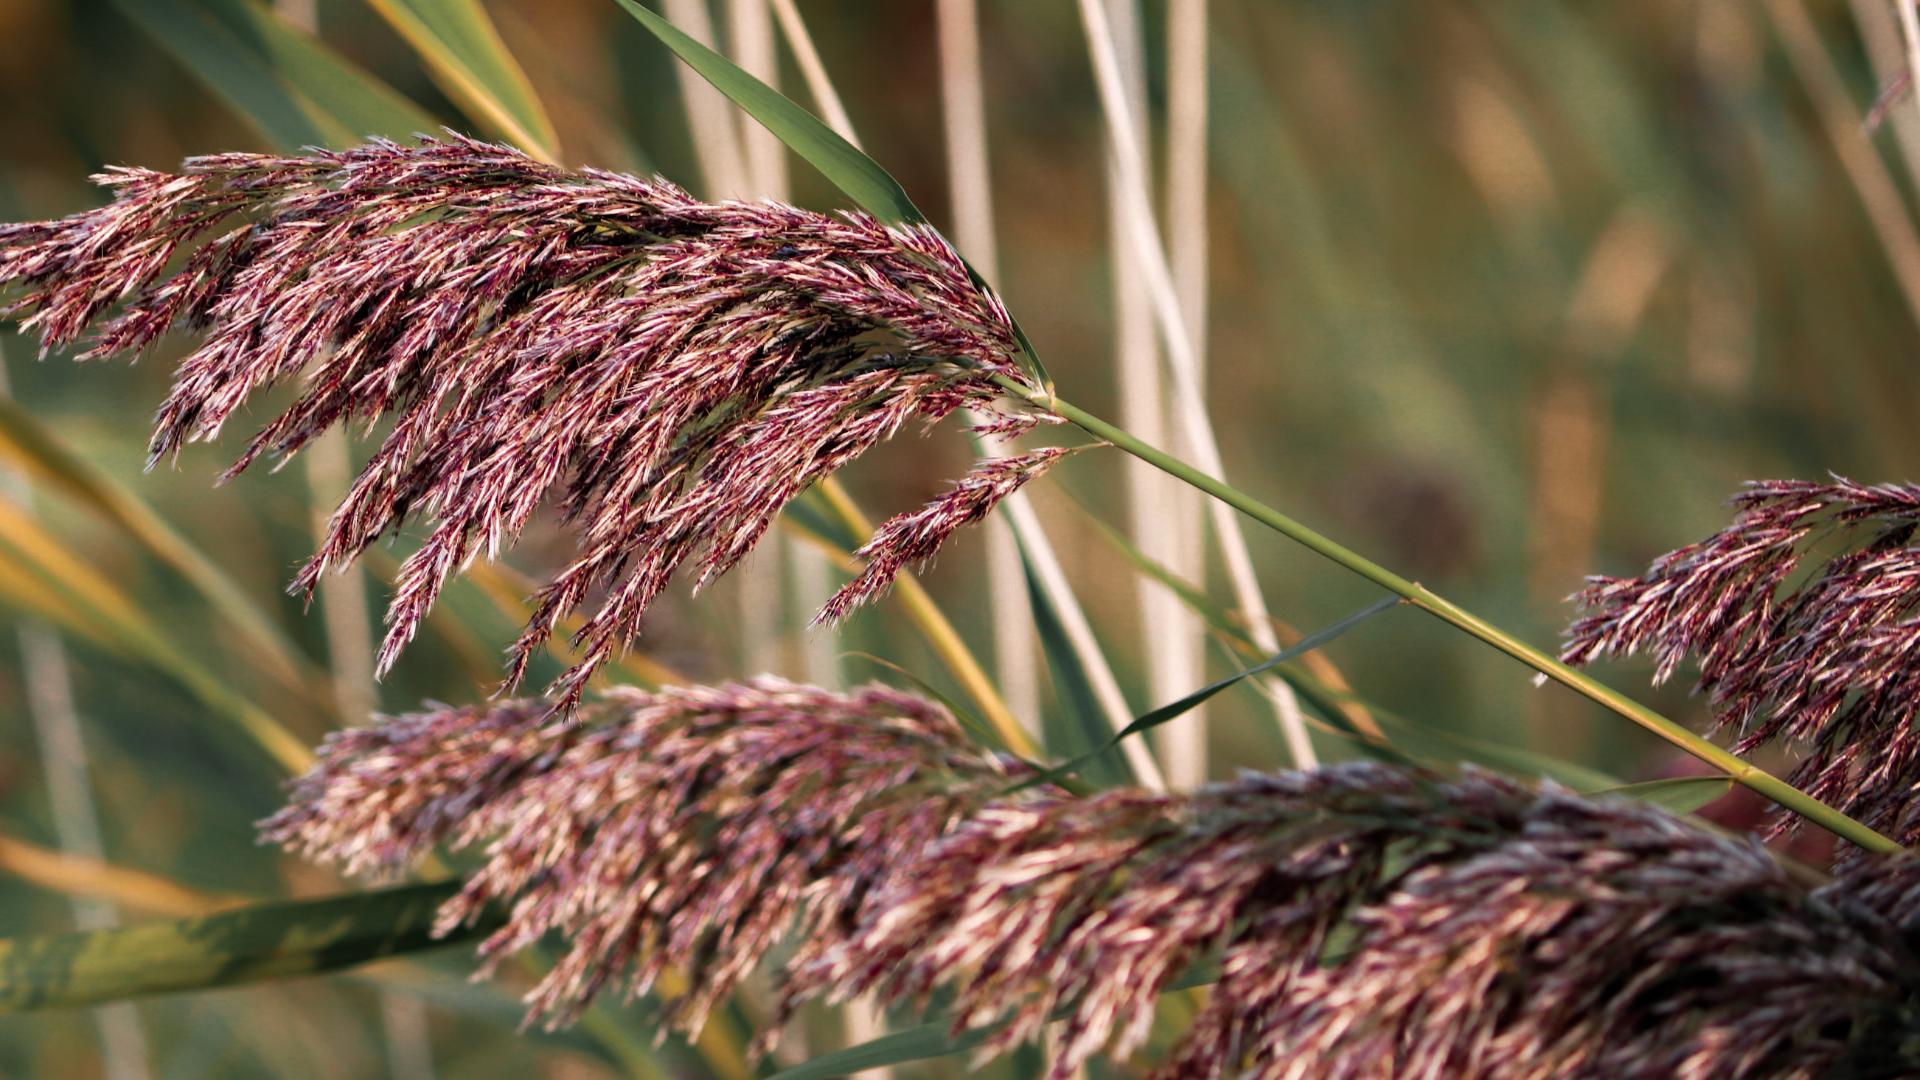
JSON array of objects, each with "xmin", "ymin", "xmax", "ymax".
[
  {"xmin": 260, "ymin": 677, "xmax": 1030, "ymax": 1032},
  {"xmin": 0, "ymin": 135, "xmax": 1056, "ymax": 707},
  {"xmin": 1563, "ymin": 477, "xmax": 1920, "ymax": 849},
  {"xmin": 815, "ymin": 445, "xmax": 1073, "ymax": 623},
  {"xmin": 264, "ymin": 678, "xmax": 1920, "ymax": 1078}
]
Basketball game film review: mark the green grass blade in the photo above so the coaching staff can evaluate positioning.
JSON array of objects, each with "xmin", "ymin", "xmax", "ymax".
[
  {"xmin": 765, "ymin": 1021, "xmax": 994, "ymax": 1080},
  {"xmin": 1020, "ymin": 544, "xmax": 1134, "ymax": 789},
  {"xmin": 1588, "ymin": 776, "xmax": 1735, "ymax": 815},
  {"xmin": 1030, "ymin": 596, "xmax": 1400, "ymax": 790},
  {"xmin": 767, "ymin": 965, "xmax": 1219, "ymax": 1079},
  {"xmin": 612, "ymin": 0, "xmax": 919, "ymax": 223},
  {"xmin": 363, "ymin": 0, "xmax": 559, "ymax": 160},
  {"xmin": 1105, "ymin": 596, "xmax": 1400, "ymax": 750},
  {"xmin": 1343, "ymin": 707, "xmax": 1626, "ymax": 792},
  {"xmin": 0, "ymin": 882, "xmax": 475, "ymax": 1010},
  {"xmin": 111, "ymin": 0, "xmax": 437, "ymax": 148}
]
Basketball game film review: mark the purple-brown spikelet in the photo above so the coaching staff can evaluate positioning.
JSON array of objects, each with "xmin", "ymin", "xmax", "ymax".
[
  {"xmin": 803, "ymin": 764, "xmax": 1920, "ymax": 1079},
  {"xmin": 260, "ymin": 677, "xmax": 1029, "ymax": 1032},
  {"xmin": 1562, "ymin": 477, "xmax": 1920, "ymax": 848},
  {"xmin": 0, "ymin": 135, "xmax": 1056, "ymax": 707},
  {"xmin": 816, "ymin": 445, "xmax": 1074, "ymax": 623},
  {"xmin": 266, "ymin": 684, "xmax": 1920, "ymax": 1076}
]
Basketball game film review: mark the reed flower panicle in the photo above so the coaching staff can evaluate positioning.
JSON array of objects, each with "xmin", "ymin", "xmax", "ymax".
[
  {"xmin": 260, "ymin": 677, "xmax": 1028, "ymax": 1032},
  {"xmin": 0, "ymin": 135, "xmax": 1057, "ymax": 707},
  {"xmin": 265, "ymin": 680, "xmax": 1920, "ymax": 1078},
  {"xmin": 815, "ymin": 445, "xmax": 1074, "ymax": 622},
  {"xmin": 1562, "ymin": 477, "xmax": 1920, "ymax": 847}
]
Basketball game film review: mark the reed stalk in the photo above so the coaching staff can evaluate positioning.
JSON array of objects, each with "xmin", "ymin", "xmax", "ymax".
[
  {"xmin": 1075, "ymin": 0, "xmax": 1317, "ymax": 767},
  {"xmin": 993, "ymin": 375, "xmax": 1902, "ymax": 854},
  {"xmin": 937, "ymin": 0, "xmax": 1042, "ymax": 729}
]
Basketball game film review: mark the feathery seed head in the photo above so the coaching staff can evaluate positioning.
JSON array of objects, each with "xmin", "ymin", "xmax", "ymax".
[
  {"xmin": 0, "ymin": 135, "xmax": 1057, "ymax": 708},
  {"xmin": 265, "ymin": 684, "xmax": 1920, "ymax": 1077},
  {"xmin": 261, "ymin": 677, "xmax": 1026, "ymax": 1032},
  {"xmin": 1562, "ymin": 477, "xmax": 1920, "ymax": 850}
]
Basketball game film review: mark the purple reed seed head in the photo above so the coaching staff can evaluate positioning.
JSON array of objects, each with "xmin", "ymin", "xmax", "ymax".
[
  {"xmin": 815, "ymin": 446, "xmax": 1074, "ymax": 624},
  {"xmin": 0, "ymin": 134, "xmax": 1058, "ymax": 711},
  {"xmin": 264, "ymin": 688, "xmax": 1920, "ymax": 1077},
  {"xmin": 1561, "ymin": 477, "xmax": 1920, "ymax": 854},
  {"xmin": 259, "ymin": 677, "xmax": 1030, "ymax": 1034}
]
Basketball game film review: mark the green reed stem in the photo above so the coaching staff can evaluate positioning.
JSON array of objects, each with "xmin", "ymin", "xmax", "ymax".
[{"xmin": 996, "ymin": 375, "xmax": 1901, "ymax": 854}]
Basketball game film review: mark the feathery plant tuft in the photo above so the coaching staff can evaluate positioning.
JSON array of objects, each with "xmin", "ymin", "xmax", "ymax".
[
  {"xmin": 1565, "ymin": 478, "xmax": 1920, "ymax": 850},
  {"xmin": 261, "ymin": 678, "xmax": 1029, "ymax": 1035},
  {"xmin": 265, "ymin": 679, "xmax": 1920, "ymax": 1078},
  {"xmin": 0, "ymin": 134, "xmax": 1056, "ymax": 709}
]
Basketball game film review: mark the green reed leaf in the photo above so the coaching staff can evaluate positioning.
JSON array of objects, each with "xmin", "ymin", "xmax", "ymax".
[
  {"xmin": 767, "ymin": 965, "xmax": 1220, "ymax": 1079},
  {"xmin": 612, "ymin": 0, "xmax": 920, "ymax": 223},
  {"xmin": 1029, "ymin": 596, "xmax": 1401, "ymax": 791},
  {"xmin": 1110, "ymin": 595, "xmax": 1400, "ymax": 748},
  {"xmin": 1589, "ymin": 776, "xmax": 1736, "ymax": 815},
  {"xmin": 363, "ymin": 0, "xmax": 559, "ymax": 159},
  {"xmin": 1020, "ymin": 542, "xmax": 1136, "ymax": 788},
  {"xmin": 0, "ymin": 882, "xmax": 475, "ymax": 1010},
  {"xmin": 766, "ymin": 1022, "xmax": 994, "ymax": 1080},
  {"xmin": 113, "ymin": 0, "xmax": 437, "ymax": 148}
]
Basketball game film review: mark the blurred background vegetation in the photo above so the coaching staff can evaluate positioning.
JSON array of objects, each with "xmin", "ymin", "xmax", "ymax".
[{"xmin": 1, "ymin": 0, "xmax": 1916, "ymax": 1075}]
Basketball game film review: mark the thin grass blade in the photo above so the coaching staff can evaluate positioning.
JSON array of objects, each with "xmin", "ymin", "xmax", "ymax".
[
  {"xmin": 363, "ymin": 0, "xmax": 558, "ymax": 159},
  {"xmin": 613, "ymin": 0, "xmax": 918, "ymax": 221},
  {"xmin": 1021, "ymin": 545, "xmax": 1136, "ymax": 789},
  {"xmin": 1110, "ymin": 595, "xmax": 1399, "ymax": 747},
  {"xmin": 1589, "ymin": 776, "xmax": 1736, "ymax": 815},
  {"xmin": 1034, "ymin": 596, "xmax": 1400, "ymax": 789}
]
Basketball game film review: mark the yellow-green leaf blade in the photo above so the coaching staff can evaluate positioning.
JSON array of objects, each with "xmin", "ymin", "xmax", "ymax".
[
  {"xmin": 0, "ymin": 882, "xmax": 472, "ymax": 1011},
  {"xmin": 612, "ymin": 0, "xmax": 921, "ymax": 223},
  {"xmin": 365, "ymin": 0, "xmax": 559, "ymax": 160},
  {"xmin": 0, "ymin": 500, "xmax": 312, "ymax": 774},
  {"xmin": 1588, "ymin": 776, "xmax": 1737, "ymax": 816}
]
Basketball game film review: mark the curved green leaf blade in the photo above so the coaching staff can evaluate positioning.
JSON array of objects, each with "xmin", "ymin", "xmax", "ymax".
[
  {"xmin": 1109, "ymin": 595, "xmax": 1400, "ymax": 749},
  {"xmin": 767, "ymin": 1021, "xmax": 993, "ymax": 1080},
  {"xmin": 0, "ymin": 882, "xmax": 475, "ymax": 1011},
  {"xmin": 365, "ymin": 0, "xmax": 559, "ymax": 159},
  {"xmin": 1022, "ymin": 542, "xmax": 1135, "ymax": 789},
  {"xmin": 767, "ymin": 965, "xmax": 1219, "ymax": 1079},
  {"xmin": 612, "ymin": 0, "xmax": 920, "ymax": 223},
  {"xmin": 1588, "ymin": 776, "xmax": 1736, "ymax": 815},
  {"xmin": 1030, "ymin": 595, "xmax": 1401, "ymax": 790},
  {"xmin": 1344, "ymin": 707, "xmax": 1626, "ymax": 792},
  {"xmin": 112, "ymin": 0, "xmax": 438, "ymax": 148}
]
